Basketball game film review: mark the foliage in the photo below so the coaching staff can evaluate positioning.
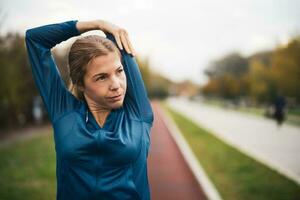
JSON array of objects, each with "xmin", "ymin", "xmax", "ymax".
[
  {"xmin": 202, "ymin": 37, "xmax": 300, "ymax": 104},
  {"xmin": 137, "ymin": 57, "xmax": 171, "ymax": 99},
  {"xmin": 0, "ymin": 33, "xmax": 38, "ymax": 129}
]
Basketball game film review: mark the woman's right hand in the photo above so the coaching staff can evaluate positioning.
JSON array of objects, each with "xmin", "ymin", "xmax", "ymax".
[{"xmin": 97, "ymin": 20, "xmax": 136, "ymax": 56}]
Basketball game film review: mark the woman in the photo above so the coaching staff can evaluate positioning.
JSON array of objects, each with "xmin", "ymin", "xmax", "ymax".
[{"xmin": 25, "ymin": 19, "xmax": 154, "ymax": 200}]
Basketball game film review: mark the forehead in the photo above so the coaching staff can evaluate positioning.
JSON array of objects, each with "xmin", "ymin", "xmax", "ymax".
[{"xmin": 86, "ymin": 52, "xmax": 121, "ymax": 75}]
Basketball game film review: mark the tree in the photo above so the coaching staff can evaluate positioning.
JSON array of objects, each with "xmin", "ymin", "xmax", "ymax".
[
  {"xmin": 205, "ymin": 52, "xmax": 249, "ymax": 79},
  {"xmin": 271, "ymin": 38, "xmax": 300, "ymax": 103},
  {"xmin": 246, "ymin": 59, "xmax": 273, "ymax": 102},
  {"xmin": 0, "ymin": 33, "xmax": 38, "ymax": 129},
  {"xmin": 203, "ymin": 52, "xmax": 249, "ymax": 99}
]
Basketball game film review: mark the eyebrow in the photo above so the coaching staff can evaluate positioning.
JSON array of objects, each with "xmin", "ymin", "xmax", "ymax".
[{"xmin": 92, "ymin": 66, "xmax": 123, "ymax": 78}]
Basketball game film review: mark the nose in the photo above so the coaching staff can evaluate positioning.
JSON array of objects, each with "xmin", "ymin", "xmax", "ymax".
[{"xmin": 109, "ymin": 76, "xmax": 121, "ymax": 91}]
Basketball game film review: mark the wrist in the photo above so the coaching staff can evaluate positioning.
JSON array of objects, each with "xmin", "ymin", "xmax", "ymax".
[
  {"xmin": 76, "ymin": 20, "xmax": 102, "ymax": 33},
  {"xmin": 95, "ymin": 20, "xmax": 108, "ymax": 33}
]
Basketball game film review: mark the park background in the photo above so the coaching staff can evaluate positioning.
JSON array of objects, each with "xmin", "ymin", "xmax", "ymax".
[{"xmin": 0, "ymin": 0, "xmax": 300, "ymax": 199}]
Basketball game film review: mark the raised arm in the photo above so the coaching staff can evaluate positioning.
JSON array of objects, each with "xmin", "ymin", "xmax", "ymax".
[
  {"xmin": 106, "ymin": 34, "xmax": 154, "ymax": 124},
  {"xmin": 25, "ymin": 20, "xmax": 82, "ymax": 123}
]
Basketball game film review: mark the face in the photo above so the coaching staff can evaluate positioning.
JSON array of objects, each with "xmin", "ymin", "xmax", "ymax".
[{"xmin": 82, "ymin": 52, "xmax": 127, "ymax": 110}]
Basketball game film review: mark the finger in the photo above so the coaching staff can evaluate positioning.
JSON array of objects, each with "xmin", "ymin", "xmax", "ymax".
[
  {"xmin": 114, "ymin": 33, "xmax": 123, "ymax": 50},
  {"xmin": 124, "ymin": 33, "xmax": 136, "ymax": 56},
  {"xmin": 120, "ymin": 31, "xmax": 131, "ymax": 54}
]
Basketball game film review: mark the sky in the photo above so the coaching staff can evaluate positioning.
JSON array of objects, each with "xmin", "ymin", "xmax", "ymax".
[{"xmin": 1, "ymin": 0, "xmax": 300, "ymax": 85}]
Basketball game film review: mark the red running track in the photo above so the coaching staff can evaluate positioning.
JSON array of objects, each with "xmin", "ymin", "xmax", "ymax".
[{"xmin": 147, "ymin": 102, "xmax": 207, "ymax": 200}]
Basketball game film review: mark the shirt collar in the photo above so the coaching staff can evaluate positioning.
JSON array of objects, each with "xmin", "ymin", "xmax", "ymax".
[
  {"xmin": 85, "ymin": 109, "xmax": 89, "ymax": 123},
  {"xmin": 82, "ymin": 100, "xmax": 119, "ymax": 126},
  {"xmin": 81, "ymin": 100, "xmax": 89, "ymax": 124}
]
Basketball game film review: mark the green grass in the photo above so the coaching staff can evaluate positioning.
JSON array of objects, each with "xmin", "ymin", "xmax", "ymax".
[
  {"xmin": 164, "ymin": 103, "xmax": 300, "ymax": 200},
  {"xmin": 0, "ymin": 131, "xmax": 56, "ymax": 200},
  {"xmin": 289, "ymin": 108, "xmax": 300, "ymax": 116}
]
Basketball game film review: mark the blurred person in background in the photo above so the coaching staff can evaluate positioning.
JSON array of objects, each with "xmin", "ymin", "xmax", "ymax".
[{"xmin": 273, "ymin": 92, "xmax": 286, "ymax": 127}]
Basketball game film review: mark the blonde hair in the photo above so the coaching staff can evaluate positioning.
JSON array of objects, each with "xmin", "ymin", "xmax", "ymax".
[{"xmin": 68, "ymin": 35, "xmax": 121, "ymax": 101}]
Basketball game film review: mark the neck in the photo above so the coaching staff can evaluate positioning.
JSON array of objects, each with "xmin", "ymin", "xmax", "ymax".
[{"xmin": 84, "ymin": 97, "xmax": 111, "ymax": 128}]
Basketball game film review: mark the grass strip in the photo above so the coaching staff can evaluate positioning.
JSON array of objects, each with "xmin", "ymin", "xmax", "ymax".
[{"xmin": 0, "ymin": 131, "xmax": 56, "ymax": 200}]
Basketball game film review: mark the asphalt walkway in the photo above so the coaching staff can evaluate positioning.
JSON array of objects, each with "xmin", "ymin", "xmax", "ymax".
[{"xmin": 167, "ymin": 97, "xmax": 300, "ymax": 185}]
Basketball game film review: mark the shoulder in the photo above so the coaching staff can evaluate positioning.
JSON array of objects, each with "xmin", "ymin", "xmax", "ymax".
[
  {"xmin": 123, "ymin": 99, "xmax": 154, "ymax": 124},
  {"xmin": 52, "ymin": 101, "xmax": 84, "ymax": 124}
]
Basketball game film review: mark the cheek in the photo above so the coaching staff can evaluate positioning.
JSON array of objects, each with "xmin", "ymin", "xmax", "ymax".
[
  {"xmin": 122, "ymin": 75, "xmax": 127, "ymax": 89},
  {"xmin": 85, "ymin": 82, "xmax": 107, "ymax": 97}
]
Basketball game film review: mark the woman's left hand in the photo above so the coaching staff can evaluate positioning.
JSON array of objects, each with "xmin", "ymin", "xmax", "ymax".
[{"xmin": 97, "ymin": 20, "xmax": 136, "ymax": 56}]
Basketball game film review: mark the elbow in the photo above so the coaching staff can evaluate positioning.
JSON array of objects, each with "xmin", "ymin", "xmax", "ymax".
[
  {"xmin": 25, "ymin": 29, "xmax": 32, "ymax": 42},
  {"xmin": 25, "ymin": 28, "xmax": 36, "ymax": 41},
  {"xmin": 25, "ymin": 28, "xmax": 33, "ymax": 37}
]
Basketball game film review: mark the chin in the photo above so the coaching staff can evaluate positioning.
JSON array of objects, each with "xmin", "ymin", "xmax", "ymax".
[{"xmin": 110, "ymin": 100, "xmax": 124, "ymax": 109}]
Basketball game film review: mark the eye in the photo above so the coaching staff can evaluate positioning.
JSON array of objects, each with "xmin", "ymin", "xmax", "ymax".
[
  {"xmin": 96, "ymin": 76, "xmax": 106, "ymax": 81},
  {"xmin": 117, "ymin": 68, "xmax": 124, "ymax": 74}
]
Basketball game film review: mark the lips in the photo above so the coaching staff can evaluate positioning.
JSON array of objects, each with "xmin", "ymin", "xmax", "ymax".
[
  {"xmin": 109, "ymin": 94, "xmax": 122, "ymax": 98},
  {"xmin": 107, "ymin": 94, "xmax": 123, "ymax": 102}
]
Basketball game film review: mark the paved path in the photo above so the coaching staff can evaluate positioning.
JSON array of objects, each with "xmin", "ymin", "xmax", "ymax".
[
  {"xmin": 0, "ymin": 124, "xmax": 52, "ymax": 148},
  {"xmin": 167, "ymin": 97, "xmax": 300, "ymax": 185},
  {"xmin": 147, "ymin": 101, "xmax": 207, "ymax": 200}
]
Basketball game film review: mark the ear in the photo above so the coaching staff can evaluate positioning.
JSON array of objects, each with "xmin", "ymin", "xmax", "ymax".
[
  {"xmin": 77, "ymin": 84, "xmax": 84, "ymax": 91},
  {"xmin": 76, "ymin": 81, "xmax": 85, "ymax": 91}
]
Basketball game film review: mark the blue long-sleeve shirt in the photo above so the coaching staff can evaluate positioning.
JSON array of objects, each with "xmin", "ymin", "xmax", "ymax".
[{"xmin": 25, "ymin": 20, "xmax": 154, "ymax": 200}]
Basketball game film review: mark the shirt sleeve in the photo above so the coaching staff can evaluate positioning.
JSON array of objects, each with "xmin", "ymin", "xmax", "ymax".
[
  {"xmin": 25, "ymin": 20, "xmax": 81, "ymax": 123},
  {"xmin": 106, "ymin": 34, "xmax": 154, "ymax": 124}
]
